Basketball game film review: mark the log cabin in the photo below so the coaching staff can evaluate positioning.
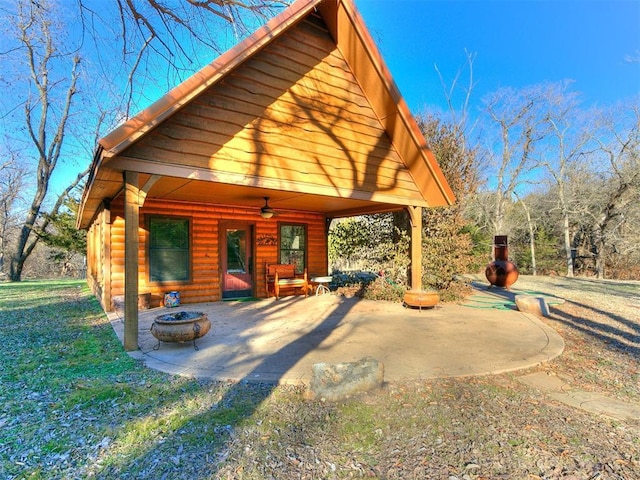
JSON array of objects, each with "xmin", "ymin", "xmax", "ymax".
[{"xmin": 77, "ymin": 0, "xmax": 455, "ymax": 350}]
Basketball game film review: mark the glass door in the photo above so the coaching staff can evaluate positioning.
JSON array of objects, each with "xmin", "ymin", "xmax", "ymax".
[{"xmin": 221, "ymin": 224, "xmax": 253, "ymax": 299}]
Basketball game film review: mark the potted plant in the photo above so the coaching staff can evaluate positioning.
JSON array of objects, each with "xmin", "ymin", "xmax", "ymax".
[{"xmin": 403, "ymin": 288, "xmax": 439, "ymax": 309}]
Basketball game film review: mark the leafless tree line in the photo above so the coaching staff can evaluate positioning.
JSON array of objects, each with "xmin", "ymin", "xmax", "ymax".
[{"xmin": 465, "ymin": 83, "xmax": 640, "ymax": 279}]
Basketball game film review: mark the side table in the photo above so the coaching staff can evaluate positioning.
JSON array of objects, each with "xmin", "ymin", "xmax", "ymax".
[{"xmin": 310, "ymin": 276, "xmax": 332, "ymax": 295}]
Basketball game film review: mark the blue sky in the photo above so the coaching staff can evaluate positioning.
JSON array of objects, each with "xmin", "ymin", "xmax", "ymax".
[
  {"xmin": 34, "ymin": 0, "xmax": 640, "ymax": 196},
  {"xmin": 354, "ymin": 0, "xmax": 640, "ymax": 113}
]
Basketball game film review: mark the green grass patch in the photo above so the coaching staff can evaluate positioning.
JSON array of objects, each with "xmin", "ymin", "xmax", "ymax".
[
  {"xmin": 335, "ymin": 402, "xmax": 382, "ymax": 450},
  {"xmin": 0, "ymin": 277, "xmax": 290, "ymax": 478}
]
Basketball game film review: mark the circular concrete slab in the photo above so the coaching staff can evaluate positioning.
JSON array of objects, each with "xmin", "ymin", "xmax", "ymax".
[{"xmin": 111, "ymin": 293, "xmax": 564, "ymax": 384}]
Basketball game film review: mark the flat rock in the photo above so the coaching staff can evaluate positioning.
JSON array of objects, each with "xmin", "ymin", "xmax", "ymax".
[
  {"xmin": 307, "ymin": 357, "xmax": 384, "ymax": 401},
  {"xmin": 517, "ymin": 371, "xmax": 640, "ymax": 421},
  {"xmin": 515, "ymin": 294, "xmax": 550, "ymax": 317},
  {"xmin": 517, "ymin": 371, "xmax": 572, "ymax": 392},
  {"xmin": 549, "ymin": 390, "xmax": 640, "ymax": 421}
]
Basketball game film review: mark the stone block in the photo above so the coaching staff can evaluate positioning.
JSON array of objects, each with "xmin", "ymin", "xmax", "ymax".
[
  {"xmin": 307, "ymin": 357, "xmax": 384, "ymax": 401},
  {"xmin": 515, "ymin": 295, "xmax": 550, "ymax": 317}
]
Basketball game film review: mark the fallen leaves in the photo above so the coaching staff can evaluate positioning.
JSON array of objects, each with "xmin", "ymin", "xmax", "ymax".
[{"xmin": 2, "ymin": 278, "xmax": 640, "ymax": 479}]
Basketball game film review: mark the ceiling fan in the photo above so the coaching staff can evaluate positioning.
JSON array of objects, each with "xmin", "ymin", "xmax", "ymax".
[{"xmin": 260, "ymin": 196, "xmax": 276, "ymax": 219}]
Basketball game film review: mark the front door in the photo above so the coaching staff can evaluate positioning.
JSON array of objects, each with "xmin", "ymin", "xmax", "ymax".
[{"xmin": 222, "ymin": 224, "xmax": 253, "ymax": 299}]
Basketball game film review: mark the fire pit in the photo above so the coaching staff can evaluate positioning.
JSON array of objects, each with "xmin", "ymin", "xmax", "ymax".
[{"xmin": 150, "ymin": 311, "xmax": 211, "ymax": 350}]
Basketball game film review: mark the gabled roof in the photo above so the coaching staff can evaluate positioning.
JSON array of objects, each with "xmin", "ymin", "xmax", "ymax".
[{"xmin": 78, "ymin": 0, "xmax": 454, "ymax": 228}]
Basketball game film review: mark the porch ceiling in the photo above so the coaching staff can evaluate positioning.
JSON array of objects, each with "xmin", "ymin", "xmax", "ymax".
[{"xmin": 96, "ymin": 168, "xmax": 404, "ymax": 219}]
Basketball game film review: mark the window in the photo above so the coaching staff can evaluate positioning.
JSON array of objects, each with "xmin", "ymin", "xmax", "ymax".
[
  {"xmin": 280, "ymin": 224, "xmax": 306, "ymax": 274},
  {"xmin": 149, "ymin": 217, "xmax": 190, "ymax": 282},
  {"xmin": 226, "ymin": 229, "xmax": 247, "ymax": 274}
]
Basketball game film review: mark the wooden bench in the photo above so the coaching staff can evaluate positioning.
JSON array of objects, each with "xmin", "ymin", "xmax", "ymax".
[{"xmin": 266, "ymin": 264, "xmax": 309, "ymax": 300}]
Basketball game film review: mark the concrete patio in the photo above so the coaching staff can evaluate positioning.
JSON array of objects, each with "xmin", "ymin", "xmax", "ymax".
[{"xmin": 109, "ymin": 285, "xmax": 565, "ymax": 385}]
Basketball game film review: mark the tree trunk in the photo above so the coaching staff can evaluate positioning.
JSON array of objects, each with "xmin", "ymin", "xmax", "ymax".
[
  {"xmin": 591, "ymin": 223, "xmax": 606, "ymax": 279},
  {"xmin": 525, "ymin": 206, "xmax": 537, "ymax": 276},
  {"xmin": 9, "ymin": 234, "xmax": 28, "ymax": 281},
  {"xmin": 517, "ymin": 195, "xmax": 537, "ymax": 275},
  {"xmin": 10, "ymin": 199, "xmax": 45, "ymax": 281},
  {"xmin": 563, "ymin": 212, "xmax": 574, "ymax": 278}
]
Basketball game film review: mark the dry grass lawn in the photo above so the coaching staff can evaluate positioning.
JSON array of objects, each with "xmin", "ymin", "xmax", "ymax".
[{"xmin": 0, "ymin": 276, "xmax": 638, "ymax": 479}]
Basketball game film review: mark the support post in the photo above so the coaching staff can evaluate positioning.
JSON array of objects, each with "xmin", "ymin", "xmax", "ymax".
[
  {"xmin": 124, "ymin": 171, "xmax": 139, "ymax": 351},
  {"xmin": 407, "ymin": 206, "xmax": 422, "ymax": 291}
]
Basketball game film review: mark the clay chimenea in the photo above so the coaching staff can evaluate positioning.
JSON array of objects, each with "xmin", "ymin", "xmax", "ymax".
[{"xmin": 485, "ymin": 235, "xmax": 519, "ymax": 288}]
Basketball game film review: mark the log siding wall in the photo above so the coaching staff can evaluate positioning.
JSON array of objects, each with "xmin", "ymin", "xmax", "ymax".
[
  {"xmin": 86, "ymin": 206, "xmax": 111, "ymax": 310},
  {"xmin": 93, "ymin": 198, "xmax": 327, "ymax": 311}
]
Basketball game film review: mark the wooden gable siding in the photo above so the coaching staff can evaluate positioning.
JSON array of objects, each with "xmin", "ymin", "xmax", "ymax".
[
  {"xmin": 120, "ymin": 14, "xmax": 423, "ymax": 205},
  {"xmin": 103, "ymin": 197, "xmax": 327, "ymax": 310},
  {"xmin": 320, "ymin": 0, "xmax": 455, "ymax": 207}
]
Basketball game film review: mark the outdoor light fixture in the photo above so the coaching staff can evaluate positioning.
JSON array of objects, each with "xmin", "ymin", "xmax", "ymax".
[{"xmin": 260, "ymin": 197, "xmax": 275, "ymax": 219}]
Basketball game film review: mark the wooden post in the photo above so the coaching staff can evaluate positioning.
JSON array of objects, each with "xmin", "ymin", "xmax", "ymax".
[
  {"xmin": 407, "ymin": 206, "xmax": 422, "ymax": 291},
  {"xmin": 124, "ymin": 171, "xmax": 139, "ymax": 351}
]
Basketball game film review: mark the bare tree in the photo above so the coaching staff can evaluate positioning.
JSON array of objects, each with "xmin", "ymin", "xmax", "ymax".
[
  {"xmin": 0, "ymin": 154, "xmax": 26, "ymax": 276},
  {"xmin": 541, "ymin": 81, "xmax": 592, "ymax": 277},
  {"xmin": 2, "ymin": 0, "xmax": 85, "ymax": 281},
  {"xmin": 587, "ymin": 99, "xmax": 640, "ymax": 278},
  {"xmin": 435, "ymin": 51, "xmax": 478, "ymax": 150},
  {"xmin": 481, "ymin": 85, "xmax": 549, "ymax": 237},
  {"xmin": 514, "ymin": 192, "xmax": 537, "ymax": 275},
  {"xmin": 77, "ymin": 0, "xmax": 287, "ymax": 118}
]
